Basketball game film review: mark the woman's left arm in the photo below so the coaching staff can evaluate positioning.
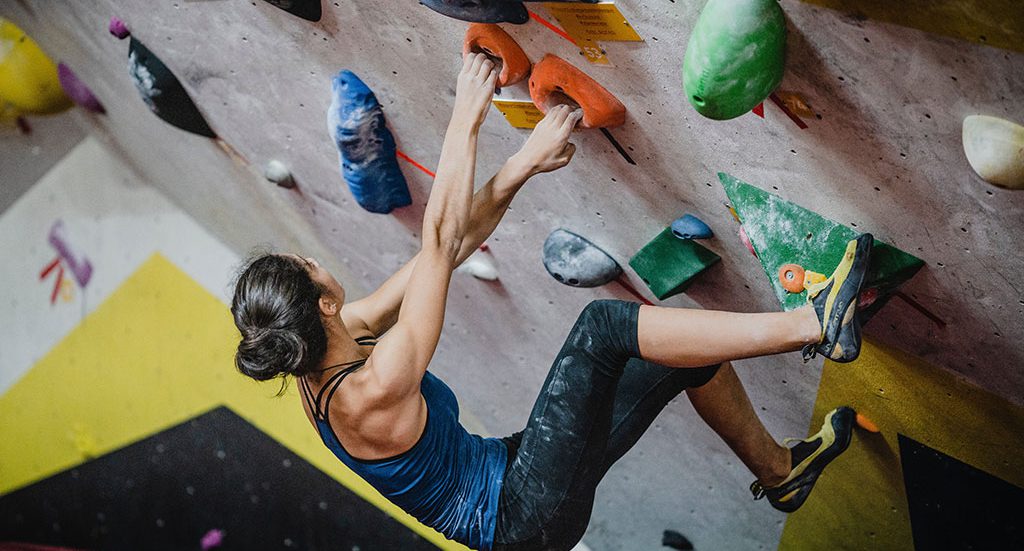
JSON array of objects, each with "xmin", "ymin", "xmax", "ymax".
[{"xmin": 343, "ymin": 106, "xmax": 582, "ymax": 336}]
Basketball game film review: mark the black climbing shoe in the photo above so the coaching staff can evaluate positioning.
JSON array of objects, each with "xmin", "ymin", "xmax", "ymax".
[
  {"xmin": 750, "ymin": 406, "xmax": 856, "ymax": 513},
  {"xmin": 802, "ymin": 234, "xmax": 873, "ymax": 363}
]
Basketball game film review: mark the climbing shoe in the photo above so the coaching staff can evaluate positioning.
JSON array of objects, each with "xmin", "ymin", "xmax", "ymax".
[
  {"xmin": 750, "ymin": 406, "xmax": 856, "ymax": 513},
  {"xmin": 802, "ymin": 234, "xmax": 873, "ymax": 363}
]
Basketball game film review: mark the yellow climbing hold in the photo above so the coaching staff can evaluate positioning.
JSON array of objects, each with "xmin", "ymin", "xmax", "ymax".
[{"xmin": 0, "ymin": 18, "xmax": 72, "ymax": 115}]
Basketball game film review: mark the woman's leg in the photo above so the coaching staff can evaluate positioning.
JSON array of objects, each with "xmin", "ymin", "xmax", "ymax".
[
  {"xmin": 636, "ymin": 305, "xmax": 821, "ymax": 368},
  {"xmin": 597, "ymin": 359, "xmax": 720, "ymax": 473},
  {"xmin": 495, "ymin": 300, "xmax": 644, "ymax": 550},
  {"xmin": 685, "ymin": 362, "xmax": 790, "ymax": 486},
  {"xmin": 636, "ymin": 233, "xmax": 876, "ymax": 367}
]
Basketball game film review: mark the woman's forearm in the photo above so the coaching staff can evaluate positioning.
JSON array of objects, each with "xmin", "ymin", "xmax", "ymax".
[
  {"xmin": 422, "ymin": 121, "xmax": 480, "ymax": 260},
  {"xmin": 454, "ymin": 158, "xmax": 532, "ymax": 264},
  {"xmin": 420, "ymin": 54, "xmax": 497, "ymax": 261}
]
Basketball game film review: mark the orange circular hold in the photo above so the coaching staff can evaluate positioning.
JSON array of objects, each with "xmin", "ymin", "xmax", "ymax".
[
  {"xmin": 778, "ymin": 263, "xmax": 806, "ymax": 293},
  {"xmin": 463, "ymin": 24, "xmax": 532, "ymax": 87},
  {"xmin": 855, "ymin": 412, "xmax": 880, "ymax": 433}
]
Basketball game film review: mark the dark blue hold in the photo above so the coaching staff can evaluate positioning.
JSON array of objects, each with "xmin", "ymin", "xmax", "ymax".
[
  {"xmin": 670, "ymin": 214, "xmax": 713, "ymax": 240},
  {"xmin": 542, "ymin": 229, "xmax": 622, "ymax": 288},
  {"xmin": 419, "ymin": 0, "xmax": 529, "ymax": 24},
  {"xmin": 260, "ymin": 0, "xmax": 322, "ymax": 22},
  {"xmin": 327, "ymin": 70, "xmax": 412, "ymax": 214}
]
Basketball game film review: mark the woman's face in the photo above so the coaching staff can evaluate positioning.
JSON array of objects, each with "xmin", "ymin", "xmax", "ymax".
[{"xmin": 287, "ymin": 254, "xmax": 345, "ymax": 306}]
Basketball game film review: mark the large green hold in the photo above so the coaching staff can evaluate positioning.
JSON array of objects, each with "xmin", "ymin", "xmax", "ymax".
[{"xmin": 682, "ymin": 0, "xmax": 786, "ymax": 120}]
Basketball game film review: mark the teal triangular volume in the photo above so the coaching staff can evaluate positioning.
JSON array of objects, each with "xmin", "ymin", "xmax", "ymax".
[{"xmin": 719, "ymin": 172, "xmax": 924, "ymax": 313}]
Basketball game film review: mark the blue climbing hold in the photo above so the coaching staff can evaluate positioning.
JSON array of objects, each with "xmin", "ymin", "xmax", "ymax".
[
  {"xmin": 419, "ymin": 0, "xmax": 529, "ymax": 24},
  {"xmin": 327, "ymin": 70, "xmax": 412, "ymax": 214},
  {"xmin": 542, "ymin": 229, "xmax": 622, "ymax": 288},
  {"xmin": 670, "ymin": 214, "xmax": 713, "ymax": 240}
]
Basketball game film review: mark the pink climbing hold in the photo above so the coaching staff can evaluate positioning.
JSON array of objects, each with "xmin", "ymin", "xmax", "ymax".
[
  {"xmin": 57, "ymin": 64, "xmax": 106, "ymax": 114},
  {"xmin": 739, "ymin": 226, "xmax": 757, "ymax": 257},
  {"xmin": 109, "ymin": 16, "xmax": 130, "ymax": 39},
  {"xmin": 200, "ymin": 529, "xmax": 225, "ymax": 550},
  {"xmin": 858, "ymin": 287, "xmax": 879, "ymax": 309}
]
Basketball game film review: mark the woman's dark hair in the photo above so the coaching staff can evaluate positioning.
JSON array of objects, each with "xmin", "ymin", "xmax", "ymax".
[{"xmin": 231, "ymin": 253, "xmax": 327, "ymax": 382}]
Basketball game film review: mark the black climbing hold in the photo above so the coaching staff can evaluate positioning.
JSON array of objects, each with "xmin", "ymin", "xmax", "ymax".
[
  {"xmin": 127, "ymin": 38, "xmax": 216, "ymax": 138},
  {"xmin": 662, "ymin": 529, "xmax": 694, "ymax": 550},
  {"xmin": 260, "ymin": 0, "xmax": 323, "ymax": 22},
  {"xmin": 419, "ymin": 0, "xmax": 529, "ymax": 24}
]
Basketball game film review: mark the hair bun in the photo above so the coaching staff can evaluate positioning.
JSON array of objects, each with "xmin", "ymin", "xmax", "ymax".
[{"xmin": 236, "ymin": 327, "xmax": 309, "ymax": 380}]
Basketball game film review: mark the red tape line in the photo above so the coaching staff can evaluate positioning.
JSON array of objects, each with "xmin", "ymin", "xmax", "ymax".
[
  {"xmin": 616, "ymin": 276, "xmax": 654, "ymax": 306},
  {"xmin": 396, "ymin": 149, "xmax": 436, "ymax": 179},
  {"xmin": 39, "ymin": 256, "xmax": 61, "ymax": 280},
  {"xmin": 51, "ymin": 265, "xmax": 64, "ymax": 305},
  {"xmin": 528, "ymin": 9, "xmax": 577, "ymax": 46}
]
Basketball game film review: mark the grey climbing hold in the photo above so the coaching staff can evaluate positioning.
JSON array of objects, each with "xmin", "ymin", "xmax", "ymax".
[
  {"xmin": 671, "ymin": 214, "xmax": 713, "ymax": 240},
  {"xmin": 542, "ymin": 229, "xmax": 622, "ymax": 288}
]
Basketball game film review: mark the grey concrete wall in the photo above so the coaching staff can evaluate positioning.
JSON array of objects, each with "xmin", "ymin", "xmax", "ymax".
[
  {"xmin": 0, "ymin": 113, "xmax": 85, "ymax": 215},
  {"xmin": 5, "ymin": 1, "xmax": 1022, "ymax": 549}
]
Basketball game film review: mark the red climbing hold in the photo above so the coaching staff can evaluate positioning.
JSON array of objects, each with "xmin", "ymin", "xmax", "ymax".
[
  {"xmin": 463, "ymin": 24, "xmax": 531, "ymax": 87},
  {"xmin": 529, "ymin": 54, "xmax": 625, "ymax": 129}
]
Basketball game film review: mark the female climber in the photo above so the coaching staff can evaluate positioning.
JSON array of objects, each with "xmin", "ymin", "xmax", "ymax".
[{"xmin": 231, "ymin": 53, "xmax": 871, "ymax": 551}]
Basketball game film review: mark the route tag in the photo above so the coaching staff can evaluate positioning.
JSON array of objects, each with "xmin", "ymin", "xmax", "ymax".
[
  {"xmin": 543, "ymin": 2, "xmax": 643, "ymax": 43},
  {"xmin": 492, "ymin": 99, "xmax": 544, "ymax": 129},
  {"xmin": 577, "ymin": 37, "xmax": 612, "ymax": 66}
]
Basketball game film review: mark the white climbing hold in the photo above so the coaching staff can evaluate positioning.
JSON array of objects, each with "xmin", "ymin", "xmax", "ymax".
[
  {"xmin": 962, "ymin": 115, "xmax": 1024, "ymax": 190},
  {"xmin": 265, "ymin": 159, "xmax": 295, "ymax": 188},
  {"xmin": 456, "ymin": 249, "xmax": 499, "ymax": 281}
]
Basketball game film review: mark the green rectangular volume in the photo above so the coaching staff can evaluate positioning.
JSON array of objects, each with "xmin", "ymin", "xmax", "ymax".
[{"xmin": 629, "ymin": 228, "xmax": 721, "ymax": 300}]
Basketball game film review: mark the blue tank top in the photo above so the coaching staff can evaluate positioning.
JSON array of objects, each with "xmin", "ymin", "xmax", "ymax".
[{"xmin": 300, "ymin": 349, "xmax": 507, "ymax": 551}]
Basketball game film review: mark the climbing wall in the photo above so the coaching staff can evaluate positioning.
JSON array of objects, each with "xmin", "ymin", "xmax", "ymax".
[{"xmin": 3, "ymin": 0, "xmax": 1023, "ymax": 549}]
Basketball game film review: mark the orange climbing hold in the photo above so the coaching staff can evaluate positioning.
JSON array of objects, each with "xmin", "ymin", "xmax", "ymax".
[
  {"xmin": 529, "ymin": 54, "xmax": 626, "ymax": 129},
  {"xmin": 779, "ymin": 263, "xmax": 805, "ymax": 293},
  {"xmin": 463, "ymin": 24, "xmax": 532, "ymax": 87},
  {"xmin": 855, "ymin": 412, "xmax": 880, "ymax": 433}
]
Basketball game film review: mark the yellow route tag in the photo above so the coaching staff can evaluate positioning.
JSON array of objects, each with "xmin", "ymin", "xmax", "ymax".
[
  {"xmin": 577, "ymin": 38, "xmax": 612, "ymax": 66},
  {"xmin": 492, "ymin": 99, "xmax": 544, "ymax": 129},
  {"xmin": 543, "ymin": 2, "xmax": 643, "ymax": 43},
  {"xmin": 774, "ymin": 91, "xmax": 815, "ymax": 118}
]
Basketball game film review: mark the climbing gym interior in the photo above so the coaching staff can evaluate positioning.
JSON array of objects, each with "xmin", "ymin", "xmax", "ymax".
[{"xmin": 1, "ymin": 1, "xmax": 1022, "ymax": 550}]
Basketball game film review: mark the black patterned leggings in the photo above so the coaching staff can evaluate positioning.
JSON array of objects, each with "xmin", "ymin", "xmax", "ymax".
[{"xmin": 493, "ymin": 300, "xmax": 720, "ymax": 551}]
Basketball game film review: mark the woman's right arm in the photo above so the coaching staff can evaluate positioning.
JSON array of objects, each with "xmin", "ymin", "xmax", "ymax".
[
  {"xmin": 366, "ymin": 54, "xmax": 497, "ymax": 398},
  {"xmin": 343, "ymin": 106, "xmax": 582, "ymax": 337}
]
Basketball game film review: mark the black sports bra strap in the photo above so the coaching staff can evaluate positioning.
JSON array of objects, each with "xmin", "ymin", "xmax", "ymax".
[
  {"xmin": 304, "ymin": 360, "xmax": 367, "ymax": 419},
  {"xmin": 302, "ymin": 336, "xmax": 376, "ymax": 420},
  {"xmin": 320, "ymin": 361, "xmax": 365, "ymax": 417}
]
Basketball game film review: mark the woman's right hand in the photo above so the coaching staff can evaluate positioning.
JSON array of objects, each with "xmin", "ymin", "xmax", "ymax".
[
  {"xmin": 452, "ymin": 52, "xmax": 498, "ymax": 130},
  {"xmin": 510, "ymin": 104, "xmax": 583, "ymax": 176}
]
